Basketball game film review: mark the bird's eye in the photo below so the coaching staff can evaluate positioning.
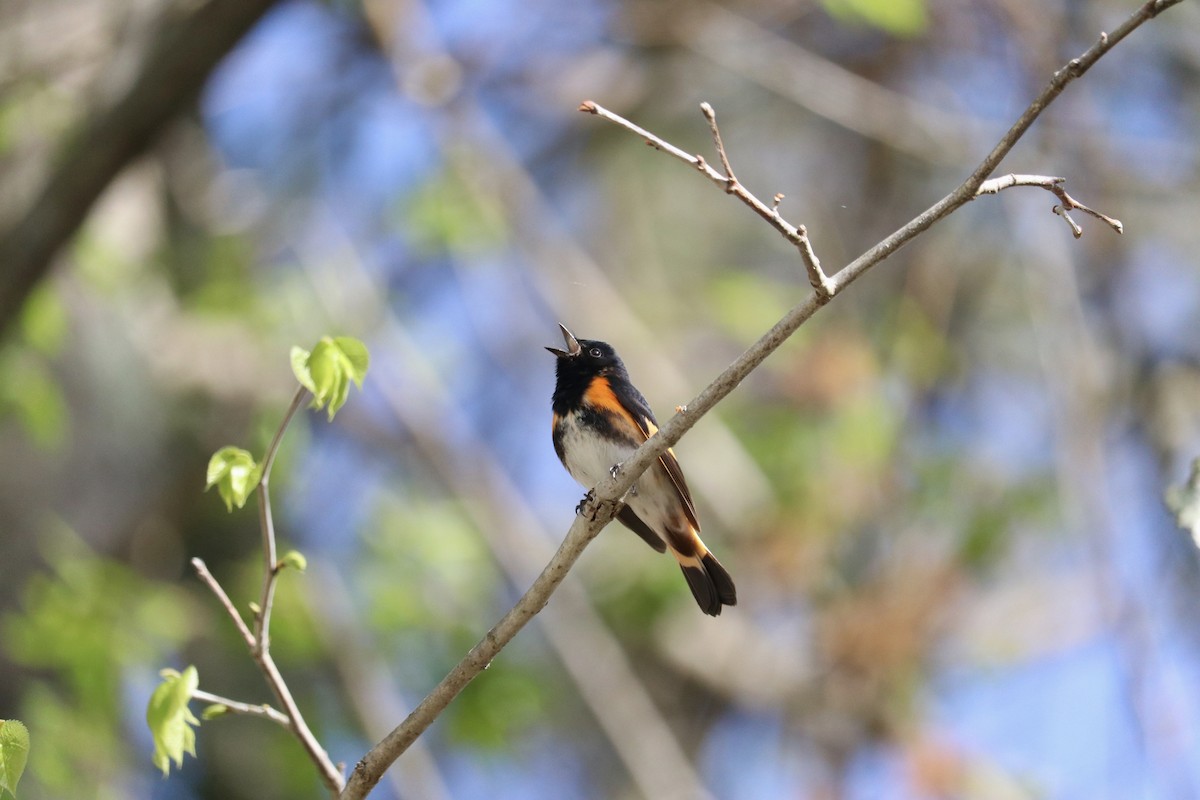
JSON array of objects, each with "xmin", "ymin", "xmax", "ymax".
[{"xmin": 589, "ymin": 347, "xmax": 602, "ymax": 358}]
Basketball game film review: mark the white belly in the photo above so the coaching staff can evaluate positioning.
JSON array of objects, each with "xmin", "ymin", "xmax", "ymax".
[
  {"xmin": 558, "ymin": 414, "xmax": 637, "ymax": 488},
  {"xmin": 557, "ymin": 413, "xmax": 683, "ymax": 538}
]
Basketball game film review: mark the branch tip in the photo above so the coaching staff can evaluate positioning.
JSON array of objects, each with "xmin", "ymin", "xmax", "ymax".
[
  {"xmin": 1053, "ymin": 205, "xmax": 1084, "ymax": 238},
  {"xmin": 578, "ymin": 100, "xmax": 597, "ymax": 114}
]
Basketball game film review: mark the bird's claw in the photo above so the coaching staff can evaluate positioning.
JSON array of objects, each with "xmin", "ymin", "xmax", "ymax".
[
  {"xmin": 575, "ymin": 489, "xmax": 596, "ymax": 517},
  {"xmin": 609, "ymin": 462, "xmax": 637, "ymax": 497}
]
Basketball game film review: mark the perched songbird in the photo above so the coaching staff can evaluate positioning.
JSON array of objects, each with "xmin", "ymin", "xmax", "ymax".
[{"xmin": 547, "ymin": 324, "xmax": 736, "ymax": 616}]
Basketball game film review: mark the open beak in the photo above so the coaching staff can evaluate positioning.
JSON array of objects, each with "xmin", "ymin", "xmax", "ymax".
[{"xmin": 545, "ymin": 323, "xmax": 582, "ymax": 358}]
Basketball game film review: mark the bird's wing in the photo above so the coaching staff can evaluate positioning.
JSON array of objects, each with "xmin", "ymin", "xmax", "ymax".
[{"xmin": 612, "ymin": 380, "xmax": 701, "ymax": 532}]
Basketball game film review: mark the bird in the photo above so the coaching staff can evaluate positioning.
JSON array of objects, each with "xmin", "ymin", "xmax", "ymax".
[{"xmin": 546, "ymin": 323, "xmax": 736, "ymax": 616}]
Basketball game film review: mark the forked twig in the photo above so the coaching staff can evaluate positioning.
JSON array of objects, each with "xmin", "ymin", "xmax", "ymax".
[
  {"xmin": 193, "ymin": 387, "xmax": 345, "ymax": 797},
  {"xmin": 977, "ymin": 173, "xmax": 1124, "ymax": 238},
  {"xmin": 580, "ymin": 100, "xmax": 835, "ymax": 298}
]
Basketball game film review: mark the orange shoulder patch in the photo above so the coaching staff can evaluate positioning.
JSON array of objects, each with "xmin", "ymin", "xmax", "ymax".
[
  {"xmin": 584, "ymin": 377, "xmax": 644, "ymax": 440},
  {"xmin": 583, "ymin": 376, "xmax": 620, "ymax": 414}
]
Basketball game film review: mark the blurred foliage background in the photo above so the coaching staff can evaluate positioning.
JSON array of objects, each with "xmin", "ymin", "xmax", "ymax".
[{"xmin": 2, "ymin": 0, "xmax": 1200, "ymax": 798}]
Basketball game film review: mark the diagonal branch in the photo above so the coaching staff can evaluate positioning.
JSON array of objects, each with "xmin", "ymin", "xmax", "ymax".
[{"xmin": 341, "ymin": 2, "xmax": 1183, "ymax": 797}]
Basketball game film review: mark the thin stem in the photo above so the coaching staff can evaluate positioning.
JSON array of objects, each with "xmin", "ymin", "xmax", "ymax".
[
  {"xmin": 192, "ymin": 689, "xmax": 292, "ymax": 727},
  {"xmin": 192, "ymin": 557, "xmax": 255, "ymax": 649},
  {"xmin": 700, "ymin": 101, "xmax": 737, "ymax": 184},
  {"xmin": 261, "ymin": 651, "xmax": 344, "ymax": 794},
  {"xmin": 254, "ymin": 385, "xmax": 309, "ymax": 650}
]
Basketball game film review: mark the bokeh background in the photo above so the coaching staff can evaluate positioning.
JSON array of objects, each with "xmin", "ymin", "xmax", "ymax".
[{"xmin": 2, "ymin": 0, "xmax": 1200, "ymax": 798}]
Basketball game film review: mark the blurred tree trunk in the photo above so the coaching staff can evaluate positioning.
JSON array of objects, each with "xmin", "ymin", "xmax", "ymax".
[{"xmin": 0, "ymin": 0, "xmax": 281, "ymax": 338}]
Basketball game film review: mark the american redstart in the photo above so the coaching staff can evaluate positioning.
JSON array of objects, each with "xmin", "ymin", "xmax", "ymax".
[{"xmin": 547, "ymin": 324, "xmax": 736, "ymax": 616}]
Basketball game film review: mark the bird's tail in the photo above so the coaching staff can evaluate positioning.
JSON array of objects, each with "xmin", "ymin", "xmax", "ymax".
[{"xmin": 673, "ymin": 540, "xmax": 737, "ymax": 616}]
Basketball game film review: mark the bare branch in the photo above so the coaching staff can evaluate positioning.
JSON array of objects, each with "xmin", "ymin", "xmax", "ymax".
[
  {"xmin": 976, "ymin": 173, "xmax": 1123, "ymax": 238},
  {"xmin": 191, "ymin": 690, "xmax": 292, "ymax": 728}
]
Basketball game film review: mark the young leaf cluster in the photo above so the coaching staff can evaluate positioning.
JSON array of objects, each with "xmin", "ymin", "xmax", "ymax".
[
  {"xmin": 291, "ymin": 336, "xmax": 369, "ymax": 421},
  {"xmin": 146, "ymin": 666, "xmax": 199, "ymax": 776},
  {"xmin": 205, "ymin": 446, "xmax": 261, "ymax": 512}
]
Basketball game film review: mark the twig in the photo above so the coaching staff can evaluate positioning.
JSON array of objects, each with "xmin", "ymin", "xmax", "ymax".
[
  {"xmin": 580, "ymin": 100, "xmax": 835, "ymax": 298},
  {"xmin": 700, "ymin": 101, "xmax": 738, "ymax": 185},
  {"xmin": 976, "ymin": 173, "xmax": 1124, "ymax": 238},
  {"xmin": 254, "ymin": 385, "xmax": 310, "ymax": 651},
  {"xmin": 191, "ymin": 689, "xmax": 292, "ymax": 728},
  {"xmin": 341, "ymin": 2, "xmax": 1183, "ymax": 797},
  {"xmin": 258, "ymin": 650, "xmax": 343, "ymax": 795},
  {"xmin": 192, "ymin": 557, "xmax": 255, "ymax": 649}
]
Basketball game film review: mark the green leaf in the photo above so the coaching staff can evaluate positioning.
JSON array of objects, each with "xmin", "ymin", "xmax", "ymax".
[
  {"xmin": 204, "ymin": 446, "xmax": 261, "ymax": 512},
  {"xmin": 145, "ymin": 666, "xmax": 200, "ymax": 776},
  {"xmin": 823, "ymin": 0, "xmax": 928, "ymax": 37},
  {"xmin": 200, "ymin": 704, "xmax": 229, "ymax": 721},
  {"xmin": 279, "ymin": 550, "xmax": 308, "ymax": 573},
  {"xmin": 297, "ymin": 336, "xmax": 370, "ymax": 420},
  {"xmin": 0, "ymin": 719, "xmax": 30, "ymax": 797},
  {"xmin": 290, "ymin": 346, "xmax": 317, "ymax": 394},
  {"xmin": 1166, "ymin": 457, "xmax": 1200, "ymax": 548},
  {"xmin": 333, "ymin": 337, "xmax": 369, "ymax": 386}
]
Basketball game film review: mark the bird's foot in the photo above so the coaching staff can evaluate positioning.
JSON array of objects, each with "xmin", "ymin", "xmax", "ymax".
[
  {"xmin": 575, "ymin": 489, "xmax": 596, "ymax": 517},
  {"xmin": 609, "ymin": 462, "xmax": 638, "ymax": 496}
]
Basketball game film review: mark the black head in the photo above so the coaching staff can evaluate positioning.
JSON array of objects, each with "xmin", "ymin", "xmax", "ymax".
[
  {"xmin": 546, "ymin": 324, "xmax": 629, "ymax": 408},
  {"xmin": 546, "ymin": 324, "xmax": 624, "ymax": 371}
]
